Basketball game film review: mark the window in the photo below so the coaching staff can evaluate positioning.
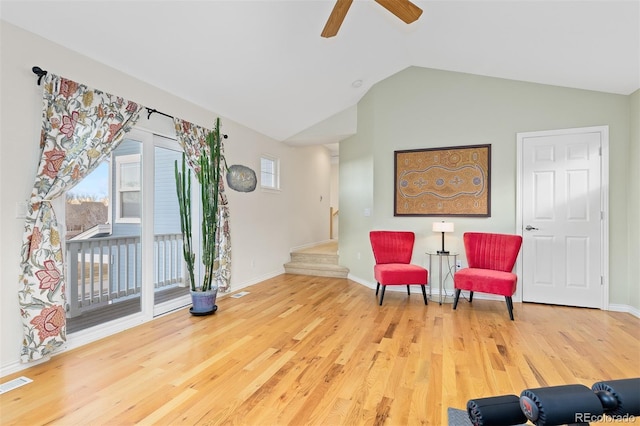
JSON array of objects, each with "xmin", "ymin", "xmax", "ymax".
[
  {"xmin": 115, "ymin": 153, "xmax": 141, "ymax": 222},
  {"xmin": 260, "ymin": 155, "xmax": 280, "ymax": 190}
]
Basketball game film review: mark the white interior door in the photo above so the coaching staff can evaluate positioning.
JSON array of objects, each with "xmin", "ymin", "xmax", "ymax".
[{"xmin": 517, "ymin": 126, "xmax": 608, "ymax": 308}]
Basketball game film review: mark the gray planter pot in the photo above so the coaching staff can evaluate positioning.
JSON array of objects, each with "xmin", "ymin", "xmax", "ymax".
[{"xmin": 190, "ymin": 287, "xmax": 218, "ymax": 315}]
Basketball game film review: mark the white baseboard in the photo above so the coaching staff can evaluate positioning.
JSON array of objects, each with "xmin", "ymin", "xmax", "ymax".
[
  {"xmin": 1, "ymin": 313, "xmax": 147, "ymax": 377},
  {"xmin": 348, "ymin": 273, "xmax": 459, "ymax": 296},
  {"xmin": 347, "ymin": 274, "xmax": 640, "ymax": 317},
  {"xmin": 346, "ymin": 273, "xmax": 374, "ymax": 289},
  {"xmin": 1, "ymin": 357, "xmax": 48, "ymax": 378},
  {"xmin": 222, "ymin": 268, "xmax": 284, "ymax": 296},
  {"xmin": 608, "ymin": 303, "xmax": 640, "ymax": 318}
]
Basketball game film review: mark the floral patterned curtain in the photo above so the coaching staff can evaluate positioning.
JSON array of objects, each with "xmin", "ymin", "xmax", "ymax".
[
  {"xmin": 19, "ymin": 73, "xmax": 143, "ymax": 363},
  {"xmin": 173, "ymin": 118, "xmax": 231, "ymax": 293}
]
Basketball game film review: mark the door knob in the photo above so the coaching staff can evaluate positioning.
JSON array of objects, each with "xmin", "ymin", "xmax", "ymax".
[{"xmin": 525, "ymin": 225, "xmax": 539, "ymax": 231}]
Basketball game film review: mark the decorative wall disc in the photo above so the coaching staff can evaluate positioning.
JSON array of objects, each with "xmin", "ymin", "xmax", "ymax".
[{"xmin": 226, "ymin": 164, "xmax": 257, "ymax": 192}]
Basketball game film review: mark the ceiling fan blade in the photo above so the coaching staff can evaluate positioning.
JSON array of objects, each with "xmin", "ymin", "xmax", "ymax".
[
  {"xmin": 374, "ymin": 0, "xmax": 423, "ymax": 24},
  {"xmin": 321, "ymin": 0, "xmax": 354, "ymax": 38}
]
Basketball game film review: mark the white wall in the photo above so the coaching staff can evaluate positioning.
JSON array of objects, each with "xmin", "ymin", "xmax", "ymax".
[
  {"xmin": 340, "ymin": 66, "xmax": 637, "ymax": 311},
  {"xmin": 0, "ymin": 21, "xmax": 330, "ymax": 374}
]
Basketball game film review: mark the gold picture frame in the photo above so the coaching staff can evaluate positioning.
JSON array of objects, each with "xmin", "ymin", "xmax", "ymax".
[{"xmin": 394, "ymin": 144, "xmax": 491, "ymax": 216}]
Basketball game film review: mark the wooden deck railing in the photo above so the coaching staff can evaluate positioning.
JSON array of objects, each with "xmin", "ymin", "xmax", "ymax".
[{"xmin": 66, "ymin": 233, "xmax": 184, "ymax": 317}]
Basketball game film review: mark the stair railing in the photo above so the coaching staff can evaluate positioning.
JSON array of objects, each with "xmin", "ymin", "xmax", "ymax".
[{"xmin": 330, "ymin": 207, "xmax": 339, "ymax": 239}]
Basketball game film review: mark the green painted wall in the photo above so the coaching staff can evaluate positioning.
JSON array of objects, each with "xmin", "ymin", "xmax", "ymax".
[
  {"xmin": 340, "ymin": 66, "xmax": 636, "ymax": 309},
  {"xmin": 628, "ymin": 89, "xmax": 640, "ymax": 308}
]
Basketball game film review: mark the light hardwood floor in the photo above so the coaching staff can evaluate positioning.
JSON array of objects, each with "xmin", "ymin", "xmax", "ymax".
[{"xmin": 1, "ymin": 274, "xmax": 639, "ymax": 425}]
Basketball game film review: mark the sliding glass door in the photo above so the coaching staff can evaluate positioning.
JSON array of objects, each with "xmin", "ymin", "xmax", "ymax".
[
  {"xmin": 65, "ymin": 129, "xmax": 190, "ymax": 333},
  {"xmin": 153, "ymin": 136, "xmax": 190, "ymax": 314},
  {"xmin": 65, "ymin": 137, "xmax": 143, "ymax": 332}
]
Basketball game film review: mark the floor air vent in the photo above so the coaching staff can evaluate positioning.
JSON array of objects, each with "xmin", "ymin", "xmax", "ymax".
[
  {"xmin": 231, "ymin": 291, "xmax": 250, "ymax": 298},
  {"xmin": 0, "ymin": 376, "xmax": 33, "ymax": 394}
]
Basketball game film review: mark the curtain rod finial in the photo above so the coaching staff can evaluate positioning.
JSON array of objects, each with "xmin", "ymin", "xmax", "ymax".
[{"xmin": 32, "ymin": 66, "xmax": 48, "ymax": 85}]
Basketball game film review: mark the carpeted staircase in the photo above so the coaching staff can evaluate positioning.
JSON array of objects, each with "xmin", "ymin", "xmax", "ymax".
[{"xmin": 283, "ymin": 241, "xmax": 349, "ymax": 278}]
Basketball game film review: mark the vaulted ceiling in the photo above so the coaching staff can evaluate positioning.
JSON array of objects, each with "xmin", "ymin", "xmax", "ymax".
[{"xmin": 2, "ymin": 1, "xmax": 638, "ymax": 147}]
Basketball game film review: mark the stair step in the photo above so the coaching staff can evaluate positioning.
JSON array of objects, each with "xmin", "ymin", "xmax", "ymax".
[
  {"xmin": 283, "ymin": 262, "xmax": 349, "ymax": 278},
  {"xmin": 285, "ymin": 241, "xmax": 348, "ymax": 278},
  {"xmin": 290, "ymin": 252, "xmax": 339, "ymax": 265}
]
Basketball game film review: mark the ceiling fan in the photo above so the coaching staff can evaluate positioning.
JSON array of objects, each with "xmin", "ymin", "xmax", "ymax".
[{"xmin": 321, "ymin": 0, "xmax": 423, "ymax": 38}]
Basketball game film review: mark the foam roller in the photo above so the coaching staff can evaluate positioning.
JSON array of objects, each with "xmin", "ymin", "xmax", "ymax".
[
  {"xmin": 466, "ymin": 394, "xmax": 527, "ymax": 426},
  {"xmin": 520, "ymin": 384, "xmax": 603, "ymax": 425},
  {"xmin": 592, "ymin": 378, "xmax": 640, "ymax": 416}
]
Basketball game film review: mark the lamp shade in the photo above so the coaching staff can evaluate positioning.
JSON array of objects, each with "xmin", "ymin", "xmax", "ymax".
[{"xmin": 432, "ymin": 221, "xmax": 454, "ymax": 233}]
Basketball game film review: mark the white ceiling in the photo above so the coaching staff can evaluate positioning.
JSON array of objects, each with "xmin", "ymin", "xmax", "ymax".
[{"xmin": 1, "ymin": 0, "xmax": 639, "ymax": 146}]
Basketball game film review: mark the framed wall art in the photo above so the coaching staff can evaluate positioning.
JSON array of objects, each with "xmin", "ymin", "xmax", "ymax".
[{"xmin": 394, "ymin": 144, "xmax": 491, "ymax": 217}]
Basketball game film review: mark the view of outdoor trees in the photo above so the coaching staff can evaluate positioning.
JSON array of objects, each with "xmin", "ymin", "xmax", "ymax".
[{"xmin": 65, "ymin": 162, "xmax": 109, "ymax": 240}]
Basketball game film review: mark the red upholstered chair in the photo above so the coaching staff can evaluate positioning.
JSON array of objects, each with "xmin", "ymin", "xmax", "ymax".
[
  {"xmin": 453, "ymin": 232, "xmax": 523, "ymax": 320},
  {"xmin": 369, "ymin": 231, "xmax": 428, "ymax": 306}
]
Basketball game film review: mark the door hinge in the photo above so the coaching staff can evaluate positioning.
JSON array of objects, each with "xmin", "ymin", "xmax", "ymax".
[
  {"xmin": 601, "ymin": 276, "xmax": 604, "ymax": 285},
  {"xmin": 599, "ymin": 146, "xmax": 602, "ymax": 156}
]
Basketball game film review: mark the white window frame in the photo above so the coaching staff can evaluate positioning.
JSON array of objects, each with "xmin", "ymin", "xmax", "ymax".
[
  {"xmin": 115, "ymin": 153, "xmax": 141, "ymax": 223},
  {"xmin": 260, "ymin": 154, "xmax": 280, "ymax": 191}
]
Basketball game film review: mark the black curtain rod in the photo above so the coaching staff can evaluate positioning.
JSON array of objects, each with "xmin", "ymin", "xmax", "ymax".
[
  {"xmin": 32, "ymin": 66, "xmax": 227, "ymax": 138},
  {"xmin": 145, "ymin": 107, "xmax": 174, "ymax": 120},
  {"xmin": 147, "ymin": 107, "xmax": 228, "ymax": 138}
]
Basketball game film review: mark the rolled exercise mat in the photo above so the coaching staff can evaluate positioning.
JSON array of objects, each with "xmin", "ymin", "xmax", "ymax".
[
  {"xmin": 466, "ymin": 394, "xmax": 527, "ymax": 426},
  {"xmin": 592, "ymin": 378, "xmax": 640, "ymax": 416},
  {"xmin": 520, "ymin": 384, "xmax": 603, "ymax": 426}
]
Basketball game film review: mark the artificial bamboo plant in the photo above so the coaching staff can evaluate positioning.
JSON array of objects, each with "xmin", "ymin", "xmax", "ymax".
[{"xmin": 175, "ymin": 118, "xmax": 226, "ymax": 292}]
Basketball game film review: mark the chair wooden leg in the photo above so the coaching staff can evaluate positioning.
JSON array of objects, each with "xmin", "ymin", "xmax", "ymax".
[
  {"xmin": 379, "ymin": 286, "xmax": 386, "ymax": 305},
  {"xmin": 406, "ymin": 285, "xmax": 410, "ymax": 295},
  {"xmin": 505, "ymin": 296, "xmax": 514, "ymax": 320},
  {"xmin": 375, "ymin": 282, "xmax": 380, "ymax": 296},
  {"xmin": 469, "ymin": 291, "xmax": 474, "ymax": 303},
  {"xmin": 453, "ymin": 289, "xmax": 461, "ymax": 310},
  {"xmin": 420, "ymin": 285, "xmax": 428, "ymax": 305}
]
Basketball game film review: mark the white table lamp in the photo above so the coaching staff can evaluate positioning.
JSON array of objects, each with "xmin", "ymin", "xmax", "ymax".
[{"xmin": 432, "ymin": 221, "xmax": 454, "ymax": 254}]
